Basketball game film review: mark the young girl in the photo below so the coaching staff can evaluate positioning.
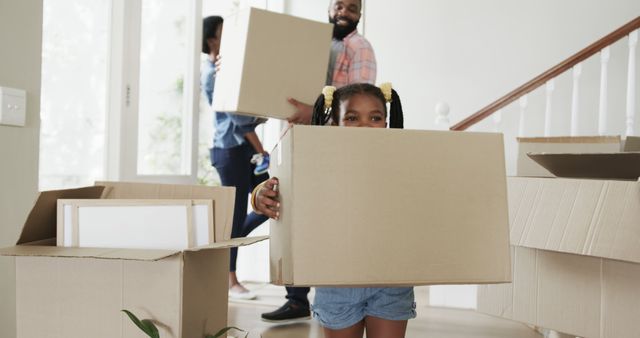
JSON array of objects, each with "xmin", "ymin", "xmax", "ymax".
[{"xmin": 252, "ymin": 83, "xmax": 415, "ymax": 338}]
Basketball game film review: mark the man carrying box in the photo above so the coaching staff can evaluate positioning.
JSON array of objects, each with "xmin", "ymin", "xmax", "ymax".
[
  {"xmin": 285, "ymin": 0, "xmax": 376, "ymax": 126},
  {"xmin": 261, "ymin": 0, "xmax": 377, "ymax": 323}
]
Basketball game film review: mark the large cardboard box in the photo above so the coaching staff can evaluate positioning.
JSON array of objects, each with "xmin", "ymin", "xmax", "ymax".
[
  {"xmin": 0, "ymin": 182, "xmax": 266, "ymax": 338},
  {"xmin": 212, "ymin": 7, "xmax": 332, "ymax": 119},
  {"xmin": 478, "ymin": 174, "xmax": 640, "ymax": 338},
  {"xmin": 516, "ymin": 136, "xmax": 621, "ymax": 177},
  {"xmin": 269, "ymin": 125, "xmax": 511, "ymax": 286}
]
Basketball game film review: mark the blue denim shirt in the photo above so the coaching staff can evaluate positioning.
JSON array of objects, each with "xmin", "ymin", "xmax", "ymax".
[{"xmin": 201, "ymin": 59, "xmax": 258, "ymax": 149}]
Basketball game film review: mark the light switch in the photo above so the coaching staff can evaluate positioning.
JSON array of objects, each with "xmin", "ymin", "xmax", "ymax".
[{"xmin": 0, "ymin": 87, "xmax": 27, "ymax": 127}]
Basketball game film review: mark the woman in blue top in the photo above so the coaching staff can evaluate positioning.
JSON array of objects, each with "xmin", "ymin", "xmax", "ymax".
[{"xmin": 201, "ymin": 15, "xmax": 268, "ymax": 300}]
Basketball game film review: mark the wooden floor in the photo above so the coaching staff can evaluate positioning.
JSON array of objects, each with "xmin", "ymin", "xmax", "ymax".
[{"xmin": 227, "ymin": 283, "xmax": 542, "ymax": 338}]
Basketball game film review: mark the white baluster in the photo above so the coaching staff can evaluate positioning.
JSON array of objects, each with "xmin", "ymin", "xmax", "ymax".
[
  {"xmin": 598, "ymin": 47, "xmax": 610, "ymax": 136},
  {"xmin": 570, "ymin": 63, "xmax": 582, "ymax": 136},
  {"xmin": 626, "ymin": 30, "xmax": 638, "ymax": 136},
  {"xmin": 544, "ymin": 80, "xmax": 555, "ymax": 137},
  {"xmin": 492, "ymin": 109, "xmax": 502, "ymax": 133},
  {"xmin": 518, "ymin": 95, "xmax": 528, "ymax": 137},
  {"xmin": 434, "ymin": 101, "xmax": 450, "ymax": 131}
]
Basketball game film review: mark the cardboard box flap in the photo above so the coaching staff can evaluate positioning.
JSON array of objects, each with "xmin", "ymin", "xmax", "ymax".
[
  {"xmin": 0, "ymin": 244, "xmax": 179, "ymax": 261},
  {"xmin": 527, "ymin": 152, "xmax": 640, "ymax": 180},
  {"xmin": 95, "ymin": 181, "xmax": 235, "ymax": 242},
  {"xmin": 624, "ymin": 136, "xmax": 640, "ymax": 152},
  {"xmin": 185, "ymin": 235, "xmax": 269, "ymax": 252},
  {"xmin": 17, "ymin": 186, "xmax": 105, "ymax": 245},
  {"xmin": 517, "ymin": 136, "xmax": 621, "ymax": 144},
  {"xmin": 509, "ymin": 176, "xmax": 640, "ymax": 264}
]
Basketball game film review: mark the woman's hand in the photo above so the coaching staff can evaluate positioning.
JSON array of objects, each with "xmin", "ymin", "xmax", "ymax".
[
  {"xmin": 255, "ymin": 177, "xmax": 280, "ymax": 220},
  {"xmin": 214, "ymin": 54, "xmax": 222, "ymax": 73}
]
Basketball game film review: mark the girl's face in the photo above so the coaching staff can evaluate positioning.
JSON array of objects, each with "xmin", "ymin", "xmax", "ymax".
[{"xmin": 337, "ymin": 93, "xmax": 387, "ymax": 128}]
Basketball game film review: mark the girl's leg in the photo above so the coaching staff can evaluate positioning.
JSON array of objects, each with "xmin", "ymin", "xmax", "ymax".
[
  {"xmin": 363, "ymin": 317, "xmax": 408, "ymax": 338},
  {"xmin": 323, "ymin": 320, "xmax": 365, "ymax": 338}
]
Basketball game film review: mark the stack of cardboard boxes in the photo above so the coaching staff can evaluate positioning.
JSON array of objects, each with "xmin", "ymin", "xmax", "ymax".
[{"xmin": 478, "ymin": 136, "xmax": 640, "ymax": 338}]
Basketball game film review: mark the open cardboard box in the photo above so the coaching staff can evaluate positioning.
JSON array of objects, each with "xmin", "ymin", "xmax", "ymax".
[
  {"xmin": 515, "ymin": 136, "xmax": 623, "ymax": 177},
  {"xmin": 0, "ymin": 181, "xmax": 267, "ymax": 338},
  {"xmin": 269, "ymin": 125, "xmax": 512, "ymax": 287},
  {"xmin": 477, "ymin": 156, "xmax": 640, "ymax": 337},
  {"xmin": 212, "ymin": 7, "xmax": 332, "ymax": 119}
]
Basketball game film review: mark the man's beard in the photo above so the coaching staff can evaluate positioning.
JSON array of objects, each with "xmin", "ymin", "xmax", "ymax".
[{"xmin": 329, "ymin": 15, "xmax": 359, "ymax": 40}]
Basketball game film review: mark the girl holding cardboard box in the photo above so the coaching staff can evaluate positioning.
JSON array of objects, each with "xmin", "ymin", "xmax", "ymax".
[{"xmin": 252, "ymin": 83, "xmax": 415, "ymax": 338}]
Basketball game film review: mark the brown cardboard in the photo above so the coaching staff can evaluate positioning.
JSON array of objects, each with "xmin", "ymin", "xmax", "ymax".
[
  {"xmin": 508, "ymin": 176, "xmax": 640, "ymax": 264},
  {"xmin": 479, "ymin": 246, "xmax": 640, "ymax": 338},
  {"xmin": 211, "ymin": 7, "xmax": 332, "ymax": 119},
  {"xmin": 478, "ymin": 176, "xmax": 640, "ymax": 338},
  {"xmin": 1, "ymin": 182, "xmax": 267, "ymax": 338},
  {"xmin": 16, "ymin": 186, "xmax": 104, "ymax": 245},
  {"xmin": 623, "ymin": 136, "xmax": 640, "ymax": 151},
  {"xmin": 527, "ymin": 152, "xmax": 640, "ymax": 180},
  {"xmin": 516, "ymin": 136, "xmax": 621, "ymax": 177},
  {"xmin": 96, "ymin": 181, "xmax": 235, "ymax": 243},
  {"xmin": 270, "ymin": 125, "xmax": 511, "ymax": 286}
]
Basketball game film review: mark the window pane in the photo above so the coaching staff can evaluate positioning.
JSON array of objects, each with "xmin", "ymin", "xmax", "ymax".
[
  {"xmin": 39, "ymin": 0, "xmax": 109, "ymax": 190},
  {"xmin": 137, "ymin": 0, "xmax": 189, "ymax": 175}
]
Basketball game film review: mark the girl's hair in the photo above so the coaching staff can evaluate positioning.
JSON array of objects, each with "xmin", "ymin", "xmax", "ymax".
[
  {"xmin": 311, "ymin": 83, "xmax": 404, "ymax": 129},
  {"xmin": 202, "ymin": 16, "xmax": 223, "ymax": 54}
]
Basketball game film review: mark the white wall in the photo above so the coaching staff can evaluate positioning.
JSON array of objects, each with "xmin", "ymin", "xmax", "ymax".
[
  {"xmin": 286, "ymin": 0, "xmax": 640, "ymax": 175},
  {"xmin": 364, "ymin": 0, "xmax": 640, "ymax": 174},
  {"xmin": 0, "ymin": 0, "xmax": 43, "ymax": 337}
]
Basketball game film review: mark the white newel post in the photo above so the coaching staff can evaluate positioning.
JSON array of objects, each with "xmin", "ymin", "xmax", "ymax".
[
  {"xmin": 598, "ymin": 47, "xmax": 610, "ymax": 135},
  {"xmin": 518, "ymin": 95, "xmax": 528, "ymax": 137},
  {"xmin": 626, "ymin": 30, "xmax": 638, "ymax": 136},
  {"xmin": 570, "ymin": 63, "xmax": 582, "ymax": 136},
  {"xmin": 434, "ymin": 101, "xmax": 450, "ymax": 131},
  {"xmin": 544, "ymin": 80, "xmax": 555, "ymax": 137}
]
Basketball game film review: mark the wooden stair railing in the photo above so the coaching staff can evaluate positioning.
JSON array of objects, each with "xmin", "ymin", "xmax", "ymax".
[{"xmin": 450, "ymin": 16, "xmax": 640, "ymax": 132}]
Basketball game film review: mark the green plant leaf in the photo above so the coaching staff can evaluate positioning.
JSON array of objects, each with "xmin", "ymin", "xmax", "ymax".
[
  {"xmin": 141, "ymin": 319, "xmax": 160, "ymax": 338},
  {"xmin": 205, "ymin": 326, "xmax": 246, "ymax": 338},
  {"xmin": 121, "ymin": 310, "xmax": 159, "ymax": 338}
]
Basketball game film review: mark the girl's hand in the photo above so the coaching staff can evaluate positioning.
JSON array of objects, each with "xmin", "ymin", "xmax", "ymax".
[{"xmin": 256, "ymin": 177, "xmax": 280, "ymax": 220}]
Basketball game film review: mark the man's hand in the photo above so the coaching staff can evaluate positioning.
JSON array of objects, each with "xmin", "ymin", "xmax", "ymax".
[
  {"xmin": 286, "ymin": 98, "xmax": 313, "ymax": 125},
  {"xmin": 255, "ymin": 177, "xmax": 280, "ymax": 220}
]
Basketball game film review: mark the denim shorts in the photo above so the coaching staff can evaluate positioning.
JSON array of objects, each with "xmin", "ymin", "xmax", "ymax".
[{"xmin": 312, "ymin": 287, "xmax": 416, "ymax": 330}]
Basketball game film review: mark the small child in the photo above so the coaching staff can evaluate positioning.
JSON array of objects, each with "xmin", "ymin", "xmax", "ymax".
[{"xmin": 252, "ymin": 83, "xmax": 414, "ymax": 338}]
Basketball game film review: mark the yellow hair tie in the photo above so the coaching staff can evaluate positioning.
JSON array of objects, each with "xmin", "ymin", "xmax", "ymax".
[
  {"xmin": 322, "ymin": 86, "xmax": 336, "ymax": 109},
  {"xmin": 378, "ymin": 82, "xmax": 393, "ymax": 103}
]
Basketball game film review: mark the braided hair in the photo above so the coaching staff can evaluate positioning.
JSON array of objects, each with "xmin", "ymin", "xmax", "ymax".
[{"xmin": 311, "ymin": 83, "xmax": 404, "ymax": 129}]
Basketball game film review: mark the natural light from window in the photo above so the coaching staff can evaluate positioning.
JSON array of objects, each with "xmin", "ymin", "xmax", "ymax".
[{"xmin": 39, "ymin": 0, "xmax": 109, "ymax": 190}]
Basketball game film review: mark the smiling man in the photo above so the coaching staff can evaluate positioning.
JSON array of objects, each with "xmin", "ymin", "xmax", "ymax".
[
  {"xmin": 261, "ymin": 0, "xmax": 378, "ymax": 324},
  {"xmin": 286, "ymin": 0, "xmax": 377, "ymax": 125}
]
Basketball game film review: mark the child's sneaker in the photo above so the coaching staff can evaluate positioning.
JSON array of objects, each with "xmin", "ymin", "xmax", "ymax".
[{"xmin": 251, "ymin": 153, "xmax": 270, "ymax": 176}]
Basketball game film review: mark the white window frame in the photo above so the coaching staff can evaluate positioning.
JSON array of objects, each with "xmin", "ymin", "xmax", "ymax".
[{"xmin": 105, "ymin": 0, "xmax": 202, "ymax": 184}]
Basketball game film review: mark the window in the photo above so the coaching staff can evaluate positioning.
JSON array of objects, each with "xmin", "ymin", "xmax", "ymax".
[{"xmin": 39, "ymin": 0, "xmax": 110, "ymax": 190}]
